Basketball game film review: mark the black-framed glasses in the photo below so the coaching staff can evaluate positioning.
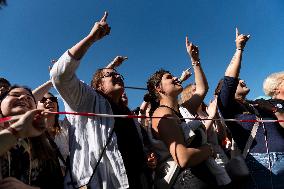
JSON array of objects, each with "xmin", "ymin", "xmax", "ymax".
[
  {"xmin": 40, "ymin": 96, "xmax": 58, "ymax": 103},
  {"xmin": 101, "ymin": 72, "xmax": 124, "ymax": 81}
]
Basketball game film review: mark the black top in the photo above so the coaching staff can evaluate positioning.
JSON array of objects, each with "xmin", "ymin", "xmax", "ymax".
[
  {"xmin": 218, "ymin": 76, "xmax": 284, "ymax": 153},
  {"xmin": 0, "ymin": 139, "xmax": 64, "ymax": 189},
  {"xmin": 110, "ymin": 101, "xmax": 148, "ymax": 189}
]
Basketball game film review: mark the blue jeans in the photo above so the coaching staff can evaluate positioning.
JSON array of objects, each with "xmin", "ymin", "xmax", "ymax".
[{"xmin": 245, "ymin": 152, "xmax": 284, "ymax": 189}]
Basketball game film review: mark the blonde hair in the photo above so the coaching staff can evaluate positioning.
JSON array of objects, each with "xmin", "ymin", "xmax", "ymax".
[
  {"xmin": 263, "ymin": 71, "xmax": 284, "ymax": 97},
  {"xmin": 179, "ymin": 83, "xmax": 195, "ymax": 104}
]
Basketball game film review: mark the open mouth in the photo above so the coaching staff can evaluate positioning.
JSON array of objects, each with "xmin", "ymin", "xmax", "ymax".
[
  {"xmin": 45, "ymin": 103, "xmax": 56, "ymax": 111},
  {"xmin": 113, "ymin": 78, "xmax": 124, "ymax": 87},
  {"xmin": 14, "ymin": 101, "xmax": 31, "ymax": 109},
  {"xmin": 173, "ymin": 79, "xmax": 182, "ymax": 86}
]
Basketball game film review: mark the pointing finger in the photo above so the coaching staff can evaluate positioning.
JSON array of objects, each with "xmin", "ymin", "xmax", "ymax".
[
  {"xmin": 100, "ymin": 11, "xmax": 108, "ymax": 22},
  {"xmin": 185, "ymin": 36, "xmax": 190, "ymax": 46},
  {"xmin": 236, "ymin": 27, "xmax": 239, "ymax": 38}
]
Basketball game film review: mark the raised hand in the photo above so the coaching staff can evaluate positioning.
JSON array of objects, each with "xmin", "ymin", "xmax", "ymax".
[
  {"xmin": 89, "ymin": 11, "xmax": 111, "ymax": 42},
  {"xmin": 106, "ymin": 56, "xmax": 128, "ymax": 69},
  {"xmin": 48, "ymin": 59, "xmax": 57, "ymax": 71},
  {"xmin": 185, "ymin": 36, "xmax": 199, "ymax": 62},
  {"xmin": 146, "ymin": 152, "xmax": 157, "ymax": 169},
  {"xmin": 235, "ymin": 28, "xmax": 250, "ymax": 50},
  {"xmin": 9, "ymin": 109, "xmax": 47, "ymax": 139}
]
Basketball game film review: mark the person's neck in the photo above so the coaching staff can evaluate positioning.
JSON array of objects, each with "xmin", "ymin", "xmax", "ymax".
[
  {"xmin": 235, "ymin": 94, "xmax": 246, "ymax": 101},
  {"xmin": 274, "ymin": 94, "xmax": 284, "ymax": 101},
  {"xmin": 160, "ymin": 96, "xmax": 179, "ymax": 112}
]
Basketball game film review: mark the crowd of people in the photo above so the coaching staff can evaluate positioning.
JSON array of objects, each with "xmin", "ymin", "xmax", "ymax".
[{"xmin": 1, "ymin": 12, "xmax": 284, "ymax": 189}]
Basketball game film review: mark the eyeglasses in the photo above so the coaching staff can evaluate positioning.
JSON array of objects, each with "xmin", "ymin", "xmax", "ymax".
[
  {"xmin": 101, "ymin": 72, "xmax": 124, "ymax": 81},
  {"xmin": 40, "ymin": 96, "xmax": 58, "ymax": 103}
]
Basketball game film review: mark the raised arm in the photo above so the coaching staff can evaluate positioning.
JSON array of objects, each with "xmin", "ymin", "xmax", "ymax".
[
  {"xmin": 50, "ymin": 12, "xmax": 111, "ymax": 110},
  {"xmin": 69, "ymin": 11, "xmax": 111, "ymax": 60},
  {"xmin": 225, "ymin": 28, "xmax": 250, "ymax": 78},
  {"xmin": 182, "ymin": 36, "xmax": 208, "ymax": 114},
  {"xmin": 32, "ymin": 80, "xmax": 53, "ymax": 102},
  {"xmin": 105, "ymin": 56, "xmax": 128, "ymax": 69},
  {"xmin": 203, "ymin": 97, "xmax": 218, "ymax": 131}
]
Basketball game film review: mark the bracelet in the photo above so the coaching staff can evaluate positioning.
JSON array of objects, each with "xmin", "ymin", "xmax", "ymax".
[
  {"xmin": 236, "ymin": 48, "xmax": 244, "ymax": 51},
  {"xmin": 7, "ymin": 127, "xmax": 20, "ymax": 138},
  {"xmin": 192, "ymin": 60, "xmax": 200, "ymax": 66}
]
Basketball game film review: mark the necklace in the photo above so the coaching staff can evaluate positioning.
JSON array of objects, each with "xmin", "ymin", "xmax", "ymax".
[{"xmin": 159, "ymin": 105, "xmax": 184, "ymax": 122}]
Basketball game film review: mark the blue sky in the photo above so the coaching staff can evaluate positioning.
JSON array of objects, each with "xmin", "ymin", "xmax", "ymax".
[{"xmin": 1, "ymin": 0, "xmax": 283, "ymax": 111}]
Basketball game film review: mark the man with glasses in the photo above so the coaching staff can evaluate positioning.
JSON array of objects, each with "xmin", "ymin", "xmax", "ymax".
[{"xmin": 51, "ymin": 12, "xmax": 149, "ymax": 189}]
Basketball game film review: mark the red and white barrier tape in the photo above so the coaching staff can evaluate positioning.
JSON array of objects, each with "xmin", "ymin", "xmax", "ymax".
[{"xmin": 1, "ymin": 111, "xmax": 284, "ymax": 124}]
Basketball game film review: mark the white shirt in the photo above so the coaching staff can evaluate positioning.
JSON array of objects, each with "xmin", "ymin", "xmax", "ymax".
[{"xmin": 50, "ymin": 51, "xmax": 129, "ymax": 189}]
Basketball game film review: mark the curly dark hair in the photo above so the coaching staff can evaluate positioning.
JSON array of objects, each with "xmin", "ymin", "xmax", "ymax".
[
  {"xmin": 90, "ymin": 68, "xmax": 117, "ymax": 89},
  {"xmin": 146, "ymin": 69, "xmax": 170, "ymax": 116}
]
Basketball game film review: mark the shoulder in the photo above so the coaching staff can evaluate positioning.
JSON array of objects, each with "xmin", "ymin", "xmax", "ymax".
[{"xmin": 152, "ymin": 107, "xmax": 179, "ymax": 130}]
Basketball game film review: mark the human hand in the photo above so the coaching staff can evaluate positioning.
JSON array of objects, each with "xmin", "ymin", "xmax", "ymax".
[
  {"xmin": 88, "ymin": 11, "xmax": 111, "ymax": 42},
  {"xmin": 252, "ymin": 98, "xmax": 277, "ymax": 117},
  {"xmin": 185, "ymin": 36, "xmax": 199, "ymax": 63},
  {"xmin": 107, "ymin": 56, "xmax": 128, "ymax": 69},
  {"xmin": 147, "ymin": 152, "xmax": 157, "ymax": 169},
  {"xmin": 10, "ymin": 109, "xmax": 47, "ymax": 139},
  {"xmin": 48, "ymin": 59, "xmax": 57, "ymax": 71},
  {"xmin": 235, "ymin": 28, "xmax": 250, "ymax": 50},
  {"xmin": 179, "ymin": 68, "xmax": 192, "ymax": 83},
  {"xmin": 0, "ymin": 177, "xmax": 39, "ymax": 189}
]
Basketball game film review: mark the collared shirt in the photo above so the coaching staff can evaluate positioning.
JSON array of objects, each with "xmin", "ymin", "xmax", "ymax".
[{"xmin": 50, "ymin": 51, "xmax": 129, "ymax": 189}]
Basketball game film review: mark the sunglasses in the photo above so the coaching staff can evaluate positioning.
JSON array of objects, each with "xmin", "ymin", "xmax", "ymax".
[
  {"xmin": 101, "ymin": 72, "xmax": 124, "ymax": 81},
  {"xmin": 40, "ymin": 96, "xmax": 58, "ymax": 103}
]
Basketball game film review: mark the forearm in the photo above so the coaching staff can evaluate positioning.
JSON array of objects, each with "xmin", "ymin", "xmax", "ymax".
[
  {"xmin": 32, "ymin": 80, "xmax": 53, "ymax": 102},
  {"xmin": 225, "ymin": 49, "xmax": 243, "ymax": 78},
  {"xmin": 193, "ymin": 63, "xmax": 208, "ymax": 97},
  {"xmin": 69, "ymin": 34, "xmax": 97, "ymax": 60},
  {"xmin": 105, "ymin": 60, "xmax": 116, "ymax": 69},
  {"xmin": 172, "ymin": 144, "xmax": 211, "ymax": 168},
  {"xmin": 203, "ymin": 119, "xmax": 214, "ymax": 131}
]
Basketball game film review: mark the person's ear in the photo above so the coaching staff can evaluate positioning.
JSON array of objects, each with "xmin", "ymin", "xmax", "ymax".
[
  {"xmin": 155, "ymin": 84, "xmax": 165, "ymax": 95},
  {"xmin": 155, "ymin": 84, "xmax": 162, "ymax": 93},
  {"xmin": 274, "ymin": 88, "xmax": 280, "ymax": 98}
]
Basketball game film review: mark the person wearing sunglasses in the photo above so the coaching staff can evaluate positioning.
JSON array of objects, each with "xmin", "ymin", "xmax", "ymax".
[
  {"xmin": 37, "ymin": 92, "xmax": 70, "ymax": 176},
  {"xmin": 0, "ymin": 86, "xmax": 63, "ymax": 189},
  {"xmin": 50, "ymin": 12, "xmax": 150, "ymax": 189}
]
